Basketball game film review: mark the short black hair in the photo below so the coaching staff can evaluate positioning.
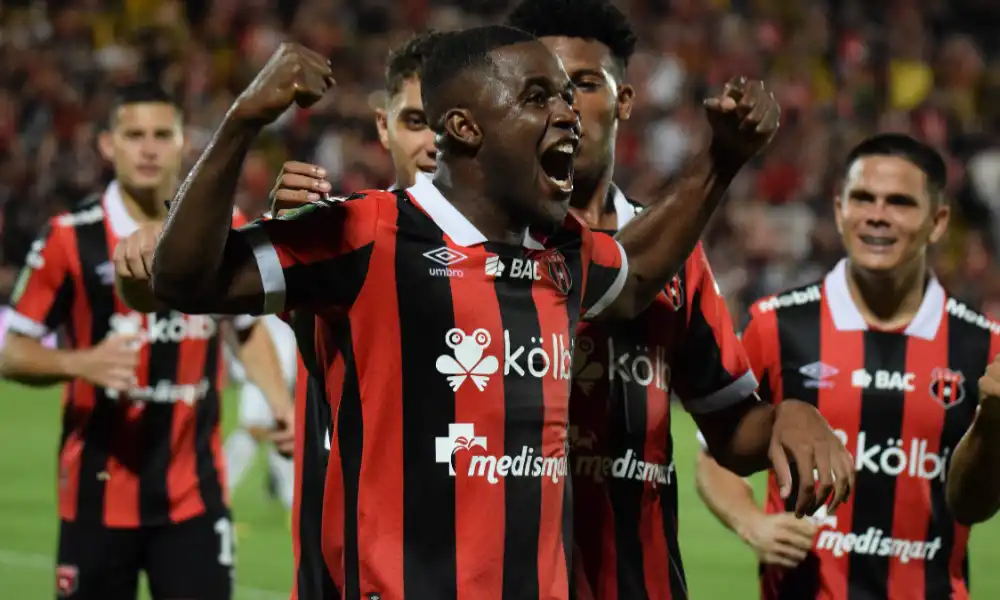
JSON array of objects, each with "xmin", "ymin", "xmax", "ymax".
[
  {"xmin": 844, "ymin": 133, "xmax": 947, "ymax": 201},
  {"xmin": 421, "ymin": 25, "xmax": 539, "ymax": 131},
  {"xmin": 108, "ymin": 81, "xmax": 181, "ymax": 128},
  {"xmin": 505, "ymin": 0, "xmax": 637, "ymax": 79},
  {"xmin": 385, "ymin": 30, "xmax": 448, "ymax": 97}
]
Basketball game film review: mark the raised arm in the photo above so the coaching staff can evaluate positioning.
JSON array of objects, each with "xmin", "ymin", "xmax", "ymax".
[
  {"xmin": 947, "ymin": 352, "xmax": 1000, "ymax": 525},
  {"xmin": 603, "ymin": 77, "xmax": 780, "ymax": 320},
  {"xmin": 150, "ymin": 43, "xmax": 334, "ymax": 315}
]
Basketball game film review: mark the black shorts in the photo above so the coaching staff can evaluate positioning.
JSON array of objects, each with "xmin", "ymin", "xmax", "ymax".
[{"xmin": 55, "ymin": 511, "xmax": 235, "ymax": 600}]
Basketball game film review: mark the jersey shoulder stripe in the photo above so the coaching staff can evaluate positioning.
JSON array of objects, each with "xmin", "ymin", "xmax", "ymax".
[{"xmin": 54, "ymin": 194, "xmax": 104, "ymax": 230}]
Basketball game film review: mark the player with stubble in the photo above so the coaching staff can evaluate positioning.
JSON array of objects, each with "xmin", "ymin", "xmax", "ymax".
[{"xmin": 135, "ymin": 28, "xmax": 848, "ymax": 599}]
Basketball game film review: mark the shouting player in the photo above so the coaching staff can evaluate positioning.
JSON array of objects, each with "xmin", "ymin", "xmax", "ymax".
[
  {"xmin": 503, "ymin": 1, "xmax": 778, "ymax": 597},
  {"xmin": 0, "ymin": 83, "xmax": 291, "ymax": 600},
  {"xmin": 144, "ymin": 31, "xmax": 847, "ymax": 598},
  {"xmin": 696, "ymin": 133, "xmax": 990, "ymax": 599}
]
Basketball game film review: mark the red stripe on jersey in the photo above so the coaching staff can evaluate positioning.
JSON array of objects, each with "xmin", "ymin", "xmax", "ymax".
[
  {"xmin": 449, "ymin": 236, "xmax": 508, "ymax": 600},
  {"xmin": 321, "ymin": 342, "xmax": 347, "ymax": 591},
  {"xmin": 886, "ymin": 316, "xmax": 949, "ymax": 597},
  {"xmin": 684, "ymin": 244, "xmax": 748, "ymax": 384},
  {"xmin": 336, "ymin": 195, "xmax": 403, "ymax": 596},
  {"xmin": 532, "ymin": 255, "xmax": 571, "ymax": 600}
]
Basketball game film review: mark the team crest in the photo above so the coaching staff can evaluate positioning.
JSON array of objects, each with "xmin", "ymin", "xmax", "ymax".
[
  {"xmin": 544, "ymin": 251, "xmax": 572, "ymax": 295},
  {"xmin": 664, "ymin": 275, "xmax": 684, "ymax": 310},
  {"xmin": 929, "ymin": 368, "xmax": 966, "ymax": 409},
  {"xmin": 55, "ymin": 564, "xmax": 78, "ymax": 597}
]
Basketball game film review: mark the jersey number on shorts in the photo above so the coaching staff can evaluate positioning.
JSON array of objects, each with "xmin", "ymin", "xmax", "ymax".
[{"xmin": 214, "ymin": 517, "xmax": 235, "ymax": 566}]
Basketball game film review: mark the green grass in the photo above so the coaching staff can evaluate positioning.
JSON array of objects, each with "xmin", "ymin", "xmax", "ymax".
[{"xmin": 1, "ymin": 382, "xmax": 999, "ymax": 598}]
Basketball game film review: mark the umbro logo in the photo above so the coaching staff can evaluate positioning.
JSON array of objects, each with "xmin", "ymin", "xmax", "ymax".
[
  {"xmin": 799, "ymin": 361, "xmax": 838, "ymax": 388},
  {"xmin": 424, "ymin": 246, "xmax": 467, "ymax": 278},
  {"xmin": 96, "ymin": 261, "xmax": 115, "ymax": 285}
]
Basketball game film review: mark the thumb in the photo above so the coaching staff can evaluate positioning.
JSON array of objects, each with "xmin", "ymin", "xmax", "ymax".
[
  {"xmin": 770, "ymin": 439, "xmax": 793, "ymax": 499},
  {"xmin": 788, "ymin": 515, "xmax": 819, "ymax": 536}
]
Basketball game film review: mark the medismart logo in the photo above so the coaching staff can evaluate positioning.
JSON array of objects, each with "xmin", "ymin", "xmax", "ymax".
[{"xmin": 435, "ymin": 423, "xmax": 567, "ymax": 484}]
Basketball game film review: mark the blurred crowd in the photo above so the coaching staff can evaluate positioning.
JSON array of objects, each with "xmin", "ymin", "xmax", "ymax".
[{"xmin": 2, "ymin": 0, "xmax": 1000, "ymax": 321}]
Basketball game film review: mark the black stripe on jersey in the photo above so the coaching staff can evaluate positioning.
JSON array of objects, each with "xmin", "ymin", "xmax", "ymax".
[
  {"xmin": 927, "ymin": 315, "xmax": 983, "ymax": 596},
  {"xmin": 139, "ymin": 310, "xmax": 182, "ymax": 522},
  {"xmin": 194, "ymin": 337, "xmax": 225, "ymax": 517},
  {"xmin": 490, "ymin": 240, "xmax": 547, "ymax": 600},
  {"xmin": 772, "ymin": 298, "xmax": 822, "ymax": 599},
  {"xmin": 300, "ymin": 367, "xmax": 337, "ymax": 600},
  {"xmin": 335, "ymin": 318, "xmax": 363, "ymax": 600},
  {"xmin": 396, "ymin": 198, "xmax": 458, "ymax": 600},
  {"xmin": 670, "ymin": 264, "xmax": 728, "ymax": 394},
  {"xmin": 604, "ymin": 317, "xmax": 652, "ymax": 600},
  {"xmin": 73, "ymin": 219, "xmax": 116, "ymax": 522},
  {"xmin": 46, "ymin": 275, "xmax": 75, "ymax": 336},
  {"xmin": 850, "ymin": 331, "xmax": 907, "ymax": 598},
  {"xmin": 283, "ymin": 247, "xmax": 373, "ymax": 310},
  {"xmin": 291, "ymin": 311, "xmax": 322, "ymax": 381},
  {"xmin": 661, "ymin": 430, "xmax": 689, "ymax": 599}
]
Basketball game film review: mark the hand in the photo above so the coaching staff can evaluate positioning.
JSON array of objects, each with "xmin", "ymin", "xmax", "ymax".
[
  {"xmin": 268, "ymin": 404, "xmax": 296, "ymax": 457},
  {"xmin": 739, "ymin": 512, "xmax": 817, "ymax": 568},
  {"xmin": 113, "ymin": 221, "xmax": 164, "ymax": 282},
  {"xmin": 978, "ymin": 354, "xmax": 1000, "ymax": 422},
  {"xmin": 703, "ymin": 76, "xmax": 780, "ymax": 167},
  {"xmin": 72, "ymin": 334, "xmax": 141, "ymax": 392},
  {"xmin": 769, "ymin": 399, "xmax": 854, "ymax": 517},
  {"xmin": 230, "ymin": 43, "xmax": 335, "ymax": 127},
  {"xmin": 269, "ymin": 161, "xmax": 331, "ymax": 214}
]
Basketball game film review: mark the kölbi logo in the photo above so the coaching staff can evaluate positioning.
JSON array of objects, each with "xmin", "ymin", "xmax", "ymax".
[
  {"xmin": 435, "ymin": 327, "xmax": 572, "ymax": 391},
  {"xmin": 109, "ymin": 311, "xmax": 216, "ymax": 346}
]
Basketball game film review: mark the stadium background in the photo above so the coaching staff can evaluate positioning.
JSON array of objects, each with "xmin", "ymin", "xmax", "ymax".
[{"xmin": 2, "ymin": 0, "xmax": 1000, "ymax": 597}]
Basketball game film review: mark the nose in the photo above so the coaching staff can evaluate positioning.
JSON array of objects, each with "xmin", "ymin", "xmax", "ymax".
[
  {"xmin": 552, "ymin": 97, "xmax": 581, "ymax": 137},
  {"xmin": 865, "ymin": 198, "xmax": 891, "ymax": 225}
]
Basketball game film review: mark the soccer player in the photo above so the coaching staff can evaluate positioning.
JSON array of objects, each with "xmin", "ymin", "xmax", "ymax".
[
  {"xmin": 502, "ymin": 1, "xmax": 768, "ymax": 597},
  {"xmin": 696, "ymin": 133, "xmax": 990, "ymax": 599},
  {"xmin": 144, "ymin": 31, "xmax": 847, "ymax": 599},
  {"xmin": 0, "ymin": 82, "xmax": 291, "ymax": 600}
]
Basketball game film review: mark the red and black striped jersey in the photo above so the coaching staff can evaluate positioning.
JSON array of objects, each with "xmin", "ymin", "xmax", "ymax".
[
  {"xmin": 6, "ymin": 181, "xmax": 251, "ymax": 528},
  {"xmin": 570, "ymin": 189, "xmax": 756, "ymax": 600},
  {"xmin": 748, "ymin": 259, "xmax": 991, "ymax": 600},
  {"xmin": 243, "ymin": 175, "xmax": 629, "ymax": 600}
]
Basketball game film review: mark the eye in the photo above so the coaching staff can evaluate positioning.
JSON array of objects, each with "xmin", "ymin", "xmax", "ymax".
[{"xmin": 527, "ymin": 90, "xmax": 548, "ymax": 106}]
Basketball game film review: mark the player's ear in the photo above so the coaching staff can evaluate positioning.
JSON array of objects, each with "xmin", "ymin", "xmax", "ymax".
[
  {"xmin": 375, "ymin": 108, "xmax": 390, "ymax": 150},
  {"xmin": 833, "ymin": 192, "xmax": 844, "ymax": 235},
  {"xmin": 616, "ymin": 83, "xmax": 635, "ymax": 121},
  {"xmin": 443, "ymin": 108, "xmax": 482, "ymax": 151},
  {"xmin": 928, "ymin": 199, "xmax": 951, "ymax": 244},
  {"xmin": 98, "ymin": 129, "xmax": 115, "ymax": 162}
]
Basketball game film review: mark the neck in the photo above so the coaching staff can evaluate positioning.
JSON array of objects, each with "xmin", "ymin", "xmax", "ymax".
[
  {"xmin": 569, "ymin": 164, "xmax": 617, "ymax": 230},
  {"xmin": 846, "ymin": 258, "xmax": 928, "ymax": 329},
  {"xmin": 432, "ymin": 162, "xmax": 524, "ymax": 246},
  {"xmin": 119, "ymin": 181, "xmax": 171, "ymax": 223}
]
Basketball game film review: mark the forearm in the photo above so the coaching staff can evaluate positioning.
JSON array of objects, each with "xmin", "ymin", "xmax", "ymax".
[
  {"xmin": 115, "ymin": 276, "xmax": 166, "ymax": 313},
  {"xmin": 0, "ymin": 335, "xmax": 81, "ymax": 386},
  {"xmin": 947, "ymin": 406, "xmax": 1000, "ymax": 525},
  {"xmin": 697, "ymin": 399, "xmax": 775, "ymax": 476},
  {"xmin": 615, "ymin": 147, "xmax": 737, "ymax": 313},
  {"xmin": 696, "ymin": 449, "xmax": 766, "ymax": 539},
  {"xmin": 236, "ymin": 322, "xmax": 293, "ymax": 415},
  {"xmin": 153, "ymin": 116, "xmax": 258, "ymax": 305}
]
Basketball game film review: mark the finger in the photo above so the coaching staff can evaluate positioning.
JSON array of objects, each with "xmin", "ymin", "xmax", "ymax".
[
  {"xmin": 722, "ymin": 76, "xmax": 748, "ymax": 102},
  {"xmin": 293, "ymin": 75, "xmax": 329, "ymax": 108},
  {"xmin": 756, "ymin": 103, "xmax": 781, "ymax": 134},
  {"xmin": 273, "ymin": 189, "xmax": 319, "ymax": 209},
  {"xmin": 141, "ymin": 245, "xmax": 155, "ymax": 278},
  {"xmin": 282, "ymin": 161, "xmax": 327, "ymax": 178},
  {"xmin": 769, "ymin": 439, "xmax": 793, "ymax": 499},
  {"xmin": 737, "ymin": 80, "xmax": 765, "ymax": 113},
  {"xmin": 740, "ymin": 91, "xmax": 772, "ymax": 131},
  {"xmin": 812, "ymin": 452, "xmax": 835, "ymax": 514},
  {"xmin": 281, "ymin": 173, "xmax": 331, "ymax": 193},
  {"xmin": 781, "ymin": 527, "xmax": 818, "ymax": 551},
  {"xmin": 126, "ymin": 250, "xmax": 149, "ymax": 281},
  {"xmin": 703, "ymin": 96, "xmax": 738, "ymax": 113},
  {"xmin": 792, "ymin": 448, "xmax": 818, "ymax": 517},
  {"xmin": 828, "ymin": 451, "xmax": 855, "ymax": 513},
  {"xmin": 775, "ymin": 544, "xmax": 810, "ymax": 563},
  {"xmin": 763, "ymin": 553, "xmax": 800, "ymax": 569}
]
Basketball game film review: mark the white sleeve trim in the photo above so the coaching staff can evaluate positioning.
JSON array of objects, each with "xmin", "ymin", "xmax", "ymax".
[
  {"xmin": 682, "ymin": 370, "xmax": 759, "ymax": 414},
  {"xmin": 696, "ymin": 429, "xmax": 709, "ymax": 451},
  {"xmin": 5, "ymin": 311, "xmax": 49, "ymax": 339},
  {"xmin": 243, "ymin": 224, "xmax": 287, "ymax": 315},
  {"xmin": 583, "ymin": 240, "xmax": 629, "ymax": 319}
]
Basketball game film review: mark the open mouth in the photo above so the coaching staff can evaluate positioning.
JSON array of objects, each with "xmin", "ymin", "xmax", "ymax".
[
  {"xmin": 540, "ymin": 141, "xmax": 576, "ymax": 193},
  {"xmin": 859, "ymin": 234, "xmax": 897, "ymax": 247}
]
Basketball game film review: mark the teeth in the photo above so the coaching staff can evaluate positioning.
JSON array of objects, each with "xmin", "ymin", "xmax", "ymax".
[{"xmin": 554, "ymin": 142, "xmax": 575, "ymax": 154}]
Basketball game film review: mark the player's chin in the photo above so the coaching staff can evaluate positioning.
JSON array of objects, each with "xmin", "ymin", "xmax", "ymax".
[{"xmin": 851, "ymin": 250, "xmax": 907, "ymax": 275}]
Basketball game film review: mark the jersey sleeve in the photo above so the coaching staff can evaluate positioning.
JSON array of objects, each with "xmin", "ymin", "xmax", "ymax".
[
  {"xmin": 671, "ymin": 244, "xmax": 758, "ymax": 414},
  {"xmin": 238, "ymin": 194, "xmax": 380, "ymax": 315},
  {"xmin": 580, "ymin": 229, "xmax": 629, "ymax": 319},
  {"xmin": 6, "ymin": 222, "xmax": 74, "ymax": 338}
]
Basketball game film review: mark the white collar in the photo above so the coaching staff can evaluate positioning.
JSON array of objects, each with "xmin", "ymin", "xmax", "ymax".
[
  {"xmin": 103, "ymin": 180, "xmax": 139, "ymax": 238},
  {"xmin": 824, "ymin": 258, "xmax": 945, "ymax": 340},
  {"xmin": 405, "ymin": 174, "xmax": 545, "ymax": 249},
  {"xmin": 610, "ymin": 184, "xmax": 638, "ymax": 230}
]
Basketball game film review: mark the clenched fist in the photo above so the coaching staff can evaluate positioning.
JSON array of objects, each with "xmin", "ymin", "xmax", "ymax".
[
  {"xmin": 704, "ymin": 76, "xmax": 781, "ymax": 167},
  {"xmin": 113, "ymin": 221, "xmax": 165, "ymax": 312},
  {"xmin": 230, "ymin": 43, "xmax": 335, "ymax": 127}
]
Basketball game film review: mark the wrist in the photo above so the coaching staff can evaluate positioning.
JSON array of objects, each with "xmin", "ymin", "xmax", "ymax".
[
  {"xmin": 976, "ymin": 401, "xmax": 1000, "ymax": 428},
  {"xmin": 707, "ymin": 141, "xmax": 746, "ymax": 181},
  {"xmin": 57, "ymin": 350, "xmax": 85, "ymax": 380},
  {"xmin": 221, "ymin": 108, "xmax": 267, "ymax": 137},
  {"xmin": 734, "ymin": 512, "xmax": 761, "ymax": 545}
]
